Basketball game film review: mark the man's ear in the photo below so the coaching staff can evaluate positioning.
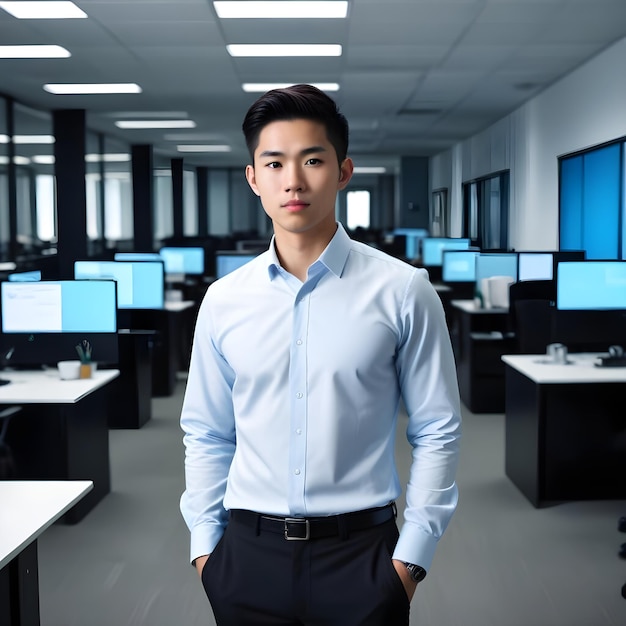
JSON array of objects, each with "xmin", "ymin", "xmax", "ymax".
[
  {"xmin": 338, "ymin": 158, "xmax": 354, "ymax": 190},
  {"xmin": 245, "ymin": 164, "xmax": 261, "ymax": 197}
]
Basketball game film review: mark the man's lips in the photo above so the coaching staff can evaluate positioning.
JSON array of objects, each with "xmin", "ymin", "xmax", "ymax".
[{"xmin": 283, "ymin": 200, "xmax": 309, "ymax": 211}]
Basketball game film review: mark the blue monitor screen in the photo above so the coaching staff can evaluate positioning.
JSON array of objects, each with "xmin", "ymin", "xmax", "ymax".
[
  {"xmin": 7, "ymin": 270, "xmax": 42, "ymax": 282},
  {"xmin": 74, "ymin": 260, "xmax": 164, "ymax": 309},
  {"xmin": 475, "ymin": 253, "xmax": 518, "ymax": 284},
  {"xmin": 1, "ymin": 280, "xmax": 117, "ymax": 333},
  {"xmin": 442, "ymin": 250, "xmax": 480, "ymax": 282},
  {"xmin": 114, "ymin": 252, "xmax": 162, "ymax": 262},
  {"xmin": 215, "ymin": 252, "xmax": 257, "ymax": 279},
  {"xmin": 518, "ymin": 252, "xmax": 554, "ymax": 281},
  {"xmin": 422, "ymin": 238, "xmax": 471, "ymax": 266},
  {"xmin": 159, "ymin": 247, "xmax": 204, "ymax": 275},
  {"xmin": 393, "ymin": 229, "xmax": 429, "ymax": 259},
  {"xmin": 557, "ymin": 261, "xmax": 626, "ymax": 310}
]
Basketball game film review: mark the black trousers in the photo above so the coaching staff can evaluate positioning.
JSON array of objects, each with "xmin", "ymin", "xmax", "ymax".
[{"xmin": 201, "ymin": 514, "xmax": 410, "ymax": 626}]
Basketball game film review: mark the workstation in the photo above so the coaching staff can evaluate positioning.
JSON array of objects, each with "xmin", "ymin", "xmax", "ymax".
[{"xmin": 0, "ymin": 1, "xmax": 625, "ymax": 623}]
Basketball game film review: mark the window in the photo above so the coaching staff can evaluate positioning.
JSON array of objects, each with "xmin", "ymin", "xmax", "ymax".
[{"xmin": 346, "ymin": 189, "xmax": 370, "ymax": 230}]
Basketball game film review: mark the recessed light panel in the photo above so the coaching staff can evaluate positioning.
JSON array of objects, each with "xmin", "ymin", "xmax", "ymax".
[
  {"xmin": 227, "ymin": 44, "xmax": 341, "ymax": 57},
  {"xmin": 0, "ymin": 1, "xmax": 87, "ymax": 19},
  {"xmin": 214, "ymin": 1, "xmax": 348, "ymax": 19},
  {"xmin": 0, "ymin": 45, "xmax": 70, "ymax": 58},
  {"xmin": 242, "ymin": 82, "xmax": 339, "ymax": 92},
  {"xmin": 43, "ymin": 83, "xmax": 142, "ymax": 94}
]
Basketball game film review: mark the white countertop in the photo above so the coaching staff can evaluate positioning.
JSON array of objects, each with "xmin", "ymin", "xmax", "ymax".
[
  {"xmin": 0, "ymin": 480, "xmax": 93, "ymax": 569},
  {"xmin": 0, "ymin": 369, "xmax": 119, "ymax": 404},
  {"xmin": 501, "ymin": 353, "xmax": 626, "ymax": 383},
  {"xmin": 451, "ymin": 299, "xmax": 508, "ymax": 314}
]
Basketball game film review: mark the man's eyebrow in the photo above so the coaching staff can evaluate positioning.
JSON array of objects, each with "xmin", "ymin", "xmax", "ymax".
[{"xmin": 258, "ymin": 145, "xmax": 328, "ymax": 158}]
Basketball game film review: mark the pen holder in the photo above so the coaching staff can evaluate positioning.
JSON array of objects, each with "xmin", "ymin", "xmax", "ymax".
[{"xmin": 79, "ymin": 363, "xmax": 92, "ymax": 379}]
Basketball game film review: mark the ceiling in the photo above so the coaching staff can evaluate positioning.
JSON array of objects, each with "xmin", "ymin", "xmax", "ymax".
[{"xmin": 2, "ymin": 0, "xmax": 626, "ymax": 173}]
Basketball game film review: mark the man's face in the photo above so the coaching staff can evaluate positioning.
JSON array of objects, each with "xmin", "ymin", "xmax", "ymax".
[{"xmin": 245, "ymin": 118, "xmax": 353, "ymax": 239}]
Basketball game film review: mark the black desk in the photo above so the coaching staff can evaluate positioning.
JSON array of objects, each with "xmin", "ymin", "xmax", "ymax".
[
  {"xmin": 0, "ymin": 370, "xmax": 119, "ymax": 523},
  {"xmin": 502, "ymin": 353, "xmax": 626, "ymax": 507},
  {"xmin": 451, "ymin": 300, "xmax": 513, "ymax": 413}
]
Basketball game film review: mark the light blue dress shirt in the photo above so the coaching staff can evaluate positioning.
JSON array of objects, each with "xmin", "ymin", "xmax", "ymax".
[{"xmin": 180, "ymin": 223, "xmax": 461, "ymax": 570}]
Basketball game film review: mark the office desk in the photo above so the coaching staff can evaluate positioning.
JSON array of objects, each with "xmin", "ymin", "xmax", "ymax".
[
  {"xmin": 451, "ymin": 300, "xmax": 514, "ymax": 413},
  {"xmin": 0, "ymin": 480, "xmax": 92, "ymax": 626},
  {"xmin": 502, "ymin": 353, "xmax": 626, "ymax": 507},
  {"xmin": 0, "ymin": 370, "xmax": 119, "ymax": 522}
]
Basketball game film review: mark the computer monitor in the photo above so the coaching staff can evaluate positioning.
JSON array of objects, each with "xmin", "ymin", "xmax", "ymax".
[
  {"xmin": 159, "ymin": 247, "xmax": 205, "ymax": 275},
  {"xmin": 7, "ymin": 270, "xmax": 42, "ymax": 282},
  {"xmin": 74, "ymin": 260, "xmax": 165, "ymax": 309},
  {"xmin": 442, "ymin": 250, "xmax": 480, "ymax": 282},
  {"xmin": 215, "ymin": 251, "xmax": 257, "ymax": 279},
  {"xmin": 475, "ymin": 252, "xmax": 518, "ymax": 284},
  {"xmin": 0, "ymin": 280, "xmax": 118, "ymax": 366},
  {"xmin": 393, "ymin": 228, "xmax": 429, "ymax": 260},
  {"xmin": 517, "ymin": 252, "xmax": 553, "ymax": 282},
  {"xmin": 556, "ymin": 261, "xmax": 626, "ymax": 310},
  {"xmin": 114, "ymin": 252, "xmax": 162, "ymax": 262},
  {"xmin": 421, "ymin": 238, "xmax": 471, "ymax": 266}
]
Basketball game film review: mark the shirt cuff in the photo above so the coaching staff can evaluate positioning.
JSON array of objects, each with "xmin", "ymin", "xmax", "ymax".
[
  {"xmin": 189, "ymin": 523, "xmax": 226, "ymax": 565},
  {"xmin": 392, "ymin": 522, "xmax": 439, "ymax": 572}
]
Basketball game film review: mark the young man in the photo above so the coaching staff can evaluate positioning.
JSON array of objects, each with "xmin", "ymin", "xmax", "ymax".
[{"xmin": 180, "ymin": 84, "xmax": 461, "ymax": 625}]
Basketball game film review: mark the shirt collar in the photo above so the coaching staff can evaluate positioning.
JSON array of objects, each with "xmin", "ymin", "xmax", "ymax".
[{"xmin": 265, "ymin": 222, "xmax": 351, "ymax": 281}]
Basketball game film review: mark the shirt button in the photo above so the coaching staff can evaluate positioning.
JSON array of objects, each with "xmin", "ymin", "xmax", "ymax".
[
  {"xmin": 294, "ymin": 469, "xmax": 301, "ymax": 475},
  {"xmin": 296, "ymin": 392, "xmax": 303, "ymax": 399},
  {"xmin": 296, "ymin": 339, "xmax": 303, "ymax": 346},
  {"xmin": 296, "ymin": 428, "xmax": 302, "ymax": 435}
]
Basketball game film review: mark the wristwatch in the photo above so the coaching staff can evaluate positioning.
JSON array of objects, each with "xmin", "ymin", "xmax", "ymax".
[{"xmin": 403, "ymin": 562, "xmax": 427, "ymax": 583}]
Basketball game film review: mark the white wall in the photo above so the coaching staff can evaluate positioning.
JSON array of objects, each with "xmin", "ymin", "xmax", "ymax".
[{"xmin": 430, "ymin": 36, "xmax": 626, "ymax": 251}]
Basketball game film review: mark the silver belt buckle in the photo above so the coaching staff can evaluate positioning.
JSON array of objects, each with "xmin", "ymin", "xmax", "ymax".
[{"xmin": 284, "ymin": 518, "xmax": 310, "ymax": 540}]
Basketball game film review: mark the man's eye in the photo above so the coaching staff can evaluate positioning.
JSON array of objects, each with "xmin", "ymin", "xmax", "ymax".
[
  {"xmin": 267, "ymin": 161, "xmax": 281, "ymax": 169},
  {"xmin": 306, "ymin": 158, "xmax": 321, "ymax": 165}
]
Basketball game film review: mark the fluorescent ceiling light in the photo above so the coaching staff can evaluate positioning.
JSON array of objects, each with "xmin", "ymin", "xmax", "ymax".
[
  {"xmin": 115, "ymin": 120, "xmax": 196, "ymax": 129},
  {"xmin": 43, "ymin": 83, "xmax": 142, "ymax": 94},
  {"xmin": 214, "ymin": 1, "xmax": 348, "ymax": 19},
  {"xmin": 0, "ymin": 1, "xmax": 87, "ymax": 19},
  {"xmin": 0, "ymin": 45, "xmax": 70, "ymax": 58},
  {"xmin": 353, "ymin": 167, "xmax": 387, "ymax": 174},
  {"xmin": 177, "ymin": 145, "xmax": 231, "ymax": 153},
  {"xmin": 32, "ymin": 155, "xmax": 55, "ymax": 164},
  {"xmin": 85, "ymin": 153, "xmax": 131, "ymax": 163},
  {"xmin": 0, "ymin": 155, "xmax": 31, "ymax": 165},
  {"xmin": 243, "ymin": 82, "xmax": 339, "ymax": 92},
  {"xmin": 0, "ymin": 134, "xmax": 55, "ymax": 144},
  {"xmin": 164, "ymin": 133, "xmax": 225, "ymax": 141},
  {"xmin": 227, "ymin": 44, "xmax": 341, "ymax": 57}
]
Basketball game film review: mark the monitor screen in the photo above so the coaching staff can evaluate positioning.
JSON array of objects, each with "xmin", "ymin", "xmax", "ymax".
[
  {"xmin": 421, "ymin": 238, "xmax": 471, "ymax": 266},
  {"xmin": 0, "ymin": 280, "xmax": 119, "ymax": 366},
  {"xmin": 7, "ymin": 270, "xmax": 42, "ymax": 282},
  {"xmin": 518, "ymin": 252, "xmax": 554, "ymax": 282},
  {"xmin": 556, "ymin": 261, "xmax": 626, "ymax": 310},
  {"xmin": 442, "ymin": 250, "xmax": 480, "ymax": 282},
  {"xmin": 475, "ymin": 253, "xmax": 518, "ymax": 284},
  {"xmin": 215, "ymin": 252, "xmax": 257, "ymax": 279},
  {"xmin": 74, "ymin": 260, "xmax": 164, "ymax": 309},
  {"xmin": 159, "ymin": 247, "xmax": 205, "ymax": 275},
  {"xmin": 393, "ymin": 228, "xmax": 429, "ymax": 259},
  {"xmin": 114, "ymin": 252, "xmax": 162, "ymax": 262}
]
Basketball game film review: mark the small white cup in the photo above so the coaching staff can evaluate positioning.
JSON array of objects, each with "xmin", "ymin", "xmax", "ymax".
[{"xmin": 57, "ymin": 360, "xmax": 81, "ymax": 380}]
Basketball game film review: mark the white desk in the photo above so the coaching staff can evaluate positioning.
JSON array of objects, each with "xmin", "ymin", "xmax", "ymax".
[
  {"xmin": 0, "ymin": 481, "xmax": 93, "ymax": 626},
  {"xmin": 0, "ymin": 370, "xmax": 119, "ymax": 523},
  {"xmin": 501, "ymin": 353, "xmax": 626, "ymax": 506}
]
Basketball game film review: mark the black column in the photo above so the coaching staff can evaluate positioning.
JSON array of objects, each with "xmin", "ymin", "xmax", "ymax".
[
  {"xmin": 196, "ymin": 166, "xmax": 208, "ymax": 237},
  {"xmin": 171, "ymin": 158, "xmax": 184, "ymax": 240},
  {"xmin": 131, "ymin": 144, "xmax": 154, "ymax": 251},
  {"xmin": 53, "ymin": 109, "xmax": 87, "ymax": 279},
  {"xmin": 6, "ymin": 98, "xmax": 18, "ymax": 260}
]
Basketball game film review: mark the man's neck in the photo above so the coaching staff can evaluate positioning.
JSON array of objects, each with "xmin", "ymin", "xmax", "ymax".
[{"xmin": 274, "ymin": 224, "xmax": 338, "ymax": 282}]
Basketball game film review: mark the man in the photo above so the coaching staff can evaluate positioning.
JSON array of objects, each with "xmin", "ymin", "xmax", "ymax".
[{"xmin": 180, "ymin": 84, "xmax": 461, "ymax": 625}]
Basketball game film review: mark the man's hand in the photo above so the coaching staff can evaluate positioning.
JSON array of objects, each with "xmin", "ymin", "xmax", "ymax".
[
  {"xmin": 194, "ymin": 554, "xmax": 210, "ymax": 577},
  {"xmin": 392, "ymin": 559, "xmax": 418, "ymax": 601}
]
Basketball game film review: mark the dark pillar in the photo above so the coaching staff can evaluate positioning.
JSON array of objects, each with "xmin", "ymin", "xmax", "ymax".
[
  {"xmin": 171, "ymin": 158, "xmax": 184, "ymax": 240},
  {"xmin": 196, "ymin": 166, "xmax": 208, "ymax": 237},
  {"xmin": 131, "ymin": 144, "xmax": 154, "ymax": 251},
  {"xmin": 6, "ymin": 98, "xmax": 18, "ymax": 260},
  {"xmin": 397, "ymin": 156, "xmax": 429, "ymax": 230},
  {"xmin": 53, "ymin": 109, "xmax": 87, "ymax": 279}
]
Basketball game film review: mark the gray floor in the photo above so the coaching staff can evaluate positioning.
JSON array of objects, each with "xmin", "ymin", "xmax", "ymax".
[{"xmin": 37, "ymin": 375, "xmax": 626, "ymax": 626}]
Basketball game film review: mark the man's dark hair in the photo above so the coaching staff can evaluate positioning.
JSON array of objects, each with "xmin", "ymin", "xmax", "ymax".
[{"xmin": 242, "ymin": 84, "xmax": 349, "ymax": 165}]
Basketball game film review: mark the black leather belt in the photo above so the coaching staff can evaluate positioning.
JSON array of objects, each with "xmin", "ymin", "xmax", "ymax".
[{"xmin": 230, "ymin": 503, "xmax": 396, "ymax": 541}]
